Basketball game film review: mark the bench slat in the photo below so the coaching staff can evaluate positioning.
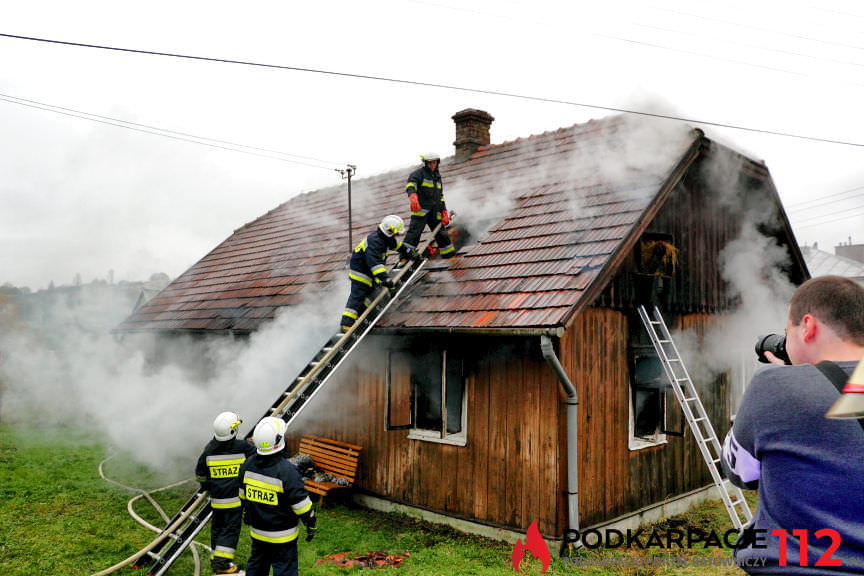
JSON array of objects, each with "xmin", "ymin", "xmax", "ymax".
[{"xmin": 297, "ymin": 435, "xmax": 362, "ymax": 499}]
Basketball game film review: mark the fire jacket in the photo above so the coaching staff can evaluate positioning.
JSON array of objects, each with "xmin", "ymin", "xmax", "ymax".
[
  {"xmin": 405, "ymin": 165, "xmax": 446, "ymax": 216},
  {"xmin": 195, "ymin": 438, "xmax": 257, "ymax": 510},
  {"xmin": 239, "ymin": 454, "xmax": 314, "ymax": 543},
  {"xmin": 348, "ymin": 228, "xmax": 406, "ymax": 287}
]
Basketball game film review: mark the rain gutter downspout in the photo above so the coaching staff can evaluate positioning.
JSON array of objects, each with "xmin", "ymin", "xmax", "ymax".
[{"xmin": 540, "ymin": 334, "xmax": 580, "ymax": 552}]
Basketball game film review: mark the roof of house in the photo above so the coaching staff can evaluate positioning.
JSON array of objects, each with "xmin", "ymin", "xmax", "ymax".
[
  {"xmin": 801, "ymin": 245, "xmax": 864, "ymax": 281},
  {"xmin": 115, "ymin": 115, "xmax": 706, "ymax": 334}
]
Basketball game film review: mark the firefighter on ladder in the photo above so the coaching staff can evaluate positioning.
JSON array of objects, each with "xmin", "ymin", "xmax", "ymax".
[
  {"xmin": 401, "ymin": 152, "xmax": 455, "ymax": 262},
  {"xmin": 195, "ymin": 411, "xmax": 256, "ymax": 574},
  {"xmin": 340, "ymin": 215, "xmax": 411, "ymax": 333}
]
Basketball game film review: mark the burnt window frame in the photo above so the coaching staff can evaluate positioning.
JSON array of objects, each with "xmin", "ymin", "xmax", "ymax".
[
  {"xmin": 627, "ymin": 313, "xmax": 670, "ymax": 450},
  {"xmin": 385, "ymin": 346, "xmax": 468, "ymax": 447}
]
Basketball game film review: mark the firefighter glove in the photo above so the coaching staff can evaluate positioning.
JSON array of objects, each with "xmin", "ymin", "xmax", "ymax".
[
  {"xmin": 302, "ymin": 509, "xmax": 317, "ymax": 541},
  {"xmin": 409, "ymin": 193, "xmax": 421, "ymax": 213},
  {"xmin": 305, "ymin": 525, "xmax": 317, "ymax": 542},
  {"xmin": 441, "ymin": 210, "xmax": 450, "ymax": 227},
  {"xmin": 381, "ymin": 277, "xmax": 396, "ymax": 291}
]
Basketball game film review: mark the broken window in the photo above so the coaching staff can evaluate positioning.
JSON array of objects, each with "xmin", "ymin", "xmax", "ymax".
[
  {"xmin": 628, "ymin": 315, "xmax": 669, "ymax": 449},
  {"xmin": 386, "ymin": 346, "xmax": 466, "ymax": 445}
]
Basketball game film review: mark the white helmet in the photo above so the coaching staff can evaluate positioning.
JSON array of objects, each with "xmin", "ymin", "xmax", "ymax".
[
  {"xmin": 252, "ymin": 416, "xmax": 287, "ymax": 455},
  {"xmin": 379, "ymin": 214, "xmax": 404, "ymax": 237},
  {"xmin": 421, "ymin": 152, "xmax": 440, "ymax": 162},
  {"xmin": 213, "ymin": 411, "xmax": 242, "ymax": 441}
]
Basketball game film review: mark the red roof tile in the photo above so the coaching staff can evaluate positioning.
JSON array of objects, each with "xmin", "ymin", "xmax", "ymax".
[{"xmin": 116, "ymin": 115, "xmax": 698, "ymax": 333}]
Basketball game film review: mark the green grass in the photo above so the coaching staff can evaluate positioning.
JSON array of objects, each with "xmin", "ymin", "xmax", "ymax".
[{"xmin": 0, "ymin": 423, "xmax": 754, "ymax": 575}]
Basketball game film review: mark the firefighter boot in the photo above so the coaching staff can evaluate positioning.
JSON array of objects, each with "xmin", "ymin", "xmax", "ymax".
[{"xmin": 212, "ymin": 557, "xmax": 244, "ymax": 574}]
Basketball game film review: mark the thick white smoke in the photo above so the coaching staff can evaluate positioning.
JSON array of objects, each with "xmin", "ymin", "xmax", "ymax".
[
  {"xmin": 0, "ymin": 280, "xmax": 348, "ymax": 475},
  {"xmin": 671, "ymin": 145, "xmax": 797, "ymax": 397}
]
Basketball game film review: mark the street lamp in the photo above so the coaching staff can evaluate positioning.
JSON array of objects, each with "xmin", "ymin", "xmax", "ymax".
[{"xmin": 337, "ymin": 165, "xmax": 357, "ymax": 263}]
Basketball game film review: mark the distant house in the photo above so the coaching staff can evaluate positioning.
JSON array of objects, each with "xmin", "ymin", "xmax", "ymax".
[
  {"xmin": 801, "ymin": 244, "xmax": 864, "ymax": 285},
  {"xmin": 117, "ymin": 110, "xmax": 807, "ymax": 543}
]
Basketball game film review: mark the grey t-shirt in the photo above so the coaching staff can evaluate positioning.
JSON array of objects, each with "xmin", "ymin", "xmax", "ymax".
[{"xmin": 722, "ymin": 362, "xmax": 864, "ymax": 574}]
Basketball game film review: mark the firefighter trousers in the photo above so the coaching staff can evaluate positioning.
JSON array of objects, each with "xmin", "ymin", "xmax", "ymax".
[
  {"xmin": 341, "ymin": 276, "xmax": 375, "ymax": 331},
  {"xmin": 403, "ymin": 210, "xmax": 455, "ymax": 258},
  {"xmin": 210, "ymin": 507, "xmax": 243, "ymax": 566},
  {"xmin": 245, "ymin": 538, "xmax": 299, "ymax": 576}
]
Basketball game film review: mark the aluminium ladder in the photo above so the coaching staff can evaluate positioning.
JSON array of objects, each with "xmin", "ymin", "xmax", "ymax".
[
  {"xmin": 136, "ymin": 223, "xmax": 445, "ymax": 576},
  {"xmin": 637, "ymin": 305, "xmax": 753, "ymax": 531}
]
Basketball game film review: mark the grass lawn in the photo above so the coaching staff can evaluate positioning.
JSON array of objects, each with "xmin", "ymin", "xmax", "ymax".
[{"xmin": 0, "ymin": 422, "xmax": 753, "ymax": 575}]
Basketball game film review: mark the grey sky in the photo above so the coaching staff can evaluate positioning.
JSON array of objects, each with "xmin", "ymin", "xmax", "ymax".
[{"xmin": 2, "ymin": 0, "xmax": 863, "ymax": 290}]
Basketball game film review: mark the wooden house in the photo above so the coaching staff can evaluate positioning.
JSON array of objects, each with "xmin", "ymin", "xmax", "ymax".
[{"xmin": 117, "ymin": 109, "xmax": 808, "ymax": 542}]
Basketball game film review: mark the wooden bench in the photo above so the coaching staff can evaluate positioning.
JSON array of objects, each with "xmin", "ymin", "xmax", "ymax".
[{"xmin": 298, "ymin": 435, "xmax": 362, "ymax": 502}]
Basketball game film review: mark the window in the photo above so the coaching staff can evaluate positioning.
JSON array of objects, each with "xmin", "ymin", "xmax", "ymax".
[
  {"xmin": 628, "ymin": 315, "xmax": 669, "ymax": 450},
  {"xmin": 386, "ymin": 347, "xmax": 467, "ymax": 446}
]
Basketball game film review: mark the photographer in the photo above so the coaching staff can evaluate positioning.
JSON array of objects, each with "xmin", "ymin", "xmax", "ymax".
[{"xmin": 721, "ymin": 276, "xmax": 864, "ymax": 574}]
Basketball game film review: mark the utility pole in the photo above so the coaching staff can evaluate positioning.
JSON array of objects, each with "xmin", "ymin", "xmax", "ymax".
[{"xmin": 337, "ymin": 165, "xmax": 357, "ymax": 262}]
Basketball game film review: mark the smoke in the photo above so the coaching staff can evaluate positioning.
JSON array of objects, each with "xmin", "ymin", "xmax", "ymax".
[
  {"xmin": 445, "ymin": 175, "xmax": 517, "ymax": 241},
  {"xmin": 0, "ymin": 280, "xmax": 348, "ymax": 475},
  {"xmin": 670, "ymin": 145, "xmax": 796, "ymax": 387},
  {"xmin": 444, "ymin": 114, "xmax": 695, "ymax": 244}
]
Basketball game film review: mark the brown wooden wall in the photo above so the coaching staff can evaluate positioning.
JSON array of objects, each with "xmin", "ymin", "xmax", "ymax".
[
  {"xmin": 284, "ymin": 334, "xmax": 566, "ymax": 536},
  {"xmin": 597, "ymin": 148, "xmax": 806, "ymax": 313},
  {"xmin": 561, "ymin": 306, "xmax": 730, "ymax": 527}
]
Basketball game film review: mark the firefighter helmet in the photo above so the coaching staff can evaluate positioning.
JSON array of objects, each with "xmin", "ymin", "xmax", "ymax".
[
  {"xmin": 379, "ymin": 214, "xmax": 404, "ymax": 237},
  {"xmin": 252, "ymin": 416, "xmax": 286, "ymax": 455},
  {"xmin": 213, "ymin": 411, "xmax": 242, "ymax": 441},
  {"xmin": 420, "ymin": 152, "xmax": 440, "ymax": 162}
]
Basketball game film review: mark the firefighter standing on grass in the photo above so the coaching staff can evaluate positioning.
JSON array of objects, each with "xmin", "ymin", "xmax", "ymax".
[
  {"xmin": 240, "ymin": 417, "xmax": 317, "ymax": 576},
  {"xmin": 195, "ymin": 411, "xmax": 256, "ymax": 575},
  {"xmin": 340, "ymin": 215, "xmax": 411, "ymax": 333},
  {"xmin": 402, "ymin": 152, "xmax": 455, "ymax": 260}
]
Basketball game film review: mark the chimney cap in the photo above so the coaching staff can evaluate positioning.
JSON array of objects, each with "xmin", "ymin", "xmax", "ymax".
[{"xmin": 452, "ymin": 108, "xmax": 495, "ymax": 123}]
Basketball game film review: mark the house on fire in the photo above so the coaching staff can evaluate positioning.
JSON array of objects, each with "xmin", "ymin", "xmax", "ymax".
[{"xmin": 117, "ymin": 109, "xmax": 808, "ymax": 542}]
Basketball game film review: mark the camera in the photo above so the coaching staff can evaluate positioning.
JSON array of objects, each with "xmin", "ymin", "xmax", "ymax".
[{"xmin": 755, "ymin": 333, "xmax": 790, "ymax": 364}]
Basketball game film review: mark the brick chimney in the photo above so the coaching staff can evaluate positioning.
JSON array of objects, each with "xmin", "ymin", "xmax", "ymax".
[{"xmin": 452, "ymin": 108, "xmax": 494, "ymax": 163}]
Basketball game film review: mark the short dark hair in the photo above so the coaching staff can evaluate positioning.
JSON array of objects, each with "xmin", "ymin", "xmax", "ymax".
[{"xmin": 789, "ymin": 275, "xmax": 864, "ymax": 345}]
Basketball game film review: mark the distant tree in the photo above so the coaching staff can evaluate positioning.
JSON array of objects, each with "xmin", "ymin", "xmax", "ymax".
[{"xmin": 73, "ymin": 273, "xmax": 82, "ymax": 287}]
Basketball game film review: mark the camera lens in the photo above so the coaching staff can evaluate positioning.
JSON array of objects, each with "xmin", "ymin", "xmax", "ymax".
[{"xmin": 755, "ymin": 333, "xmax": 790, "ymax": 364}]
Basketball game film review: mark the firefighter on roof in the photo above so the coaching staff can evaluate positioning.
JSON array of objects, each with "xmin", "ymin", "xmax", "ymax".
[
  {"xmin": 402, "ymin": 152, "xmax": 455, "ymax": 260},
  {"xmin": 340, "ymin": 214, "xmax": 411, "ymax": 333},
  {"xmin": 240, "ymin": 417, "xmax": 317, "ymax": 576},
  {"xmin": 195, "ymin": 411, "xmax": 256, "ymax": 574}
]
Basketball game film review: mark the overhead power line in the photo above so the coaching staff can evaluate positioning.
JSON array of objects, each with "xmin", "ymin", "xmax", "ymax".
[
  {"xmin": 3, "ymin": 32, "xmax": 864, "ymax": 148},
  {"xmin": 785, "ymin": 185, "xmax": 864, "ymax": 210},
  {"xmin": 793, "ymin": 208, "xmax": 864, "ymax": 228},
  {"xmin": 0, "ymin": 92, "xmax": 347, "ymax": 171}
]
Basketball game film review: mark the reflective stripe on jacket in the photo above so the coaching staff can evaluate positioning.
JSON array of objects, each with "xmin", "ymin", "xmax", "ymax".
[
  {"xmin": 194, "ymin": 438, "xmax": 256, "ymax": 501},
  {"xmin": 349, "ymin": 229, "xmax": 402, "ymax": 283},
  {"xmin": 239, "ymin": 454, "xmax": 312, "ymax": 543},
  {"xmin": 406, "ymin": 165, "xmax": 445, "ymax": 215}
]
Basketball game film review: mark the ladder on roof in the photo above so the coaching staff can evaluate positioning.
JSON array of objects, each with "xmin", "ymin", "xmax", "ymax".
[
  {"xmin": 637, "ymin": 305, "xmax": 753, "ymax": 531},
  {"xmin": 133, "ymin": 223, "xmax": 445, "ymax": 575}
]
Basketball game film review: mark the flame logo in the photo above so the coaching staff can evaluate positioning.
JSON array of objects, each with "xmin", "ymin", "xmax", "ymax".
[{"xmin": 512, "ymin": 519, "xmax": 550, "ymax": 573}]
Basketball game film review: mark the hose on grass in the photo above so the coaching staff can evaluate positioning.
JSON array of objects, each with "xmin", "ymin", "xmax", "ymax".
[{"xmin": 90, "ymin": 454, "xmax": 210, "ymax": 576}]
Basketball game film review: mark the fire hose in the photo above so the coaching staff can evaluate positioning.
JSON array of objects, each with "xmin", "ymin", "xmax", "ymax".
[{"xmin": 90, "ymin": 454, "xmax": 210, "ymax": 576}]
